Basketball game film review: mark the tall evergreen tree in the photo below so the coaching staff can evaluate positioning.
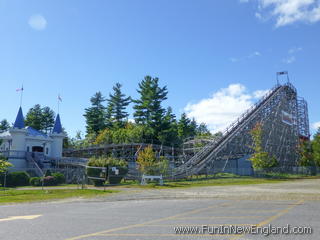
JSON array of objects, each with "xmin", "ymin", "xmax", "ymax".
[
  {"xmin": 0, "ymin": 119, "xmax": 10, "ymax": 131},
  {"xmin": 25, "ymin": 105, "xmax": 55, "ymax": 132},
  {"xmin": 83, "ymin": 92, "xmax": 106, "ymax": 135},
  {"xmin": 177, "ymin": 113, "xmax": 196, "ymax": 140},
  {"xmin": 42, "ymin": 106, "xmax": 55, "ymax": 134},
  {"xmin": 196, "ymin": 123, "xmax": 211, "ymax": 136},
  {"xmin": 107, "ymin": 83, "xmax": 131, "ymax": 128},
  {"xmin": 133, "ymin": 76, "xmax": 168, "ymax": 142},
  {"xmin": 158, "ymin": 107, "xmax": 179, "ymax": 145},
  {"xmin": 25, "ymin": 104, "xmax": 43, "ymax": 131}
]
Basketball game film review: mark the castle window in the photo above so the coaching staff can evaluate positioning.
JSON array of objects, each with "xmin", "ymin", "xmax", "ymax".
[
  {"xmin": 27, "ymin": 146, "xmax": 30, "ymax": 152},
  {"xmin": 46, "ymin": 148, "xmax": 49, "ymax": 155}
]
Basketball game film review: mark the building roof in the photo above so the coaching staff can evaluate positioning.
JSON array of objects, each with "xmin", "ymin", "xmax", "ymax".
[
  {"xmin": 13, "ymin": 107, "xmax": 25, "ymax": 129},
  {"xmin": 52, "ymin": 114, "xmax": 63, "ymax": 134},
  {"xmin": 26, "ymin": 126, "xmax": 48, "ymax": 138}
]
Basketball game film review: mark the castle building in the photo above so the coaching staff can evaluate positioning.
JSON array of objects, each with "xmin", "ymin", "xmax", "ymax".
[{"xmin": 0, "ymin": 107, "xmax": 65, "ymax": 171}]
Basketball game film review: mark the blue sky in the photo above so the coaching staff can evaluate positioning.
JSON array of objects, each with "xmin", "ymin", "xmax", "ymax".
[{"xmin": 0, "ymin": 0, "xmax": 319, "ymax": 137}]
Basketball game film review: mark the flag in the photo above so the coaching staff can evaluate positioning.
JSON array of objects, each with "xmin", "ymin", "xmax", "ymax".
[
  {"xmin": 58, "ymin": 95, "xmax": 62, "ymax": 102},
  {"xmin": 16, "ymin": 85, "xmax": 24, "ymax": 92},
  {"xmin": 277, "ymin": 71, "xmax": 288, "ymax": 75}
]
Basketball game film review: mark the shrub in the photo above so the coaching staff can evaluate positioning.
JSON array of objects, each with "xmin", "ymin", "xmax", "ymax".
[
  {"xmin": 52, "ymin": 172, "xmax": 65, "ymax": 185},
  {"xmin": 45, "ymin": 169, "xmax": 52, "ymax": 177},
  {"xmin": 6, "ymin": 171, "xmax": 30, "ymax": 187},
  {"xmin": 43, "ymin": 176, "xmax": 57, "ymax": 186},
  {"xmin": 30, "ymin": 177, "xmax": 41, "ymax": 186}
]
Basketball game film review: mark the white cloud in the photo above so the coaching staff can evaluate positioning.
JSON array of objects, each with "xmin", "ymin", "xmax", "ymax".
[
  {"xmin": 312, "ymin": 121, "xmax": 320, "ymax": 130},
  {"xmin": 283, "ymin": 55, "xmax": 296, "ymax": 64},
  {"xmin": 253, "ymin": 0, "xmax": 320, "ymax": 27},
  {"xmin": 282, "ymin": 46, "xmax": 302, "ymax": 64},
  {"xmin": 230, "ymin": 51, "xmax": 261, "ymax": 62},
  {"xmin": 184, "ymin": 84, "xmax": 269, "ymax": 133},
  {"xmin": 253, "ymin": 89, "xmax": 269, "ymax": 98},
  {"xmin": 28, "ymin": 14, "xmax": 47, "ymax": 30},
  {"xmin": 288, "ymin": 47, "xmax": 303, "ymax": 54}
]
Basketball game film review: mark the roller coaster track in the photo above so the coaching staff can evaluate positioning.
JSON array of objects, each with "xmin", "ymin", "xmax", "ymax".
[{"xmin": 173, "ymin": 82, "xmax": 305, "ymax": 177}]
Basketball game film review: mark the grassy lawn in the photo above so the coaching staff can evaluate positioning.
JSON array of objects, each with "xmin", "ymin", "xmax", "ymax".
[
  {"xmin": 117, "ymin": 173, "xmax": 320, "ymax": 189},
  {"xmin": 0, "ymin": 189, "xmax": 118, "ymax": 204}
]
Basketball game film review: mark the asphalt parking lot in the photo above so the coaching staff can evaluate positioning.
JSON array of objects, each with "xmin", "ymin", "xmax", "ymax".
[{"xmin": 0, "ymin": 179, "xmax": 319, "ymax": 240}]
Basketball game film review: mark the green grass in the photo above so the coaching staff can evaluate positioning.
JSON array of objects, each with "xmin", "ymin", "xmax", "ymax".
[
  {"xmin": 118, "ymin": 172, "xmax": 320, "ymax": 189},
  {"xmin": 0, "ymin": 189, "xmax": 118, "ymax": 204},
  {"xmin": 16, "ymin": 184, "xmax": 79, "ymax": 189}
]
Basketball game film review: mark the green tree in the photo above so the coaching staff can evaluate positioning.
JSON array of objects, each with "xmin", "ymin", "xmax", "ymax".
[
  {"xmin": 133, "ymin": 76, "xmax": 168, "ymax": 142},
  {"xmin": 0, "ymin": 119, "xmax": 10, "ymax": 131},
  {"xmin": 107, "ymin": 83, "xmax": 131, "ymax": 128},
  {"xmin": 84, "ymin": 92, "xmax": 106, "ymax": 135},
  {"xmin": 136, "ymin": 145, "xmax": 169, "ymax": 175},
  {"xmin": 298, "ymin": 139, "xmax": 314, "ymax": 166},
  {"xmin": 25, "ymin": 104, "xmax": 43, "ymax": 130},
  {"xmin": 0, "ymin": 155, "xmax": 12, "ymax": 174},
  {"xmin": 41, "ymin": 106, "xmax": 55, "ymax": 133},
  {"xmin": 25, "ymin": 105, "xmax": 55, "ymax": 132},
  {"xmin": 158, "ymin": 107, "xmax": 179, "ymax": 146},
  {"xmin": 196, "ymin": 123, "xmax": 212, "ymax": 137},
  {"xmin": 177, "ymin": 113, "xmax": 196, "ymax": 140},
  {"xmin": 312, "ymin": 129, "xmax": 320, "ymax": 167},
  {"xmin": 249, "ymin": 122, "xmax": 278, "ymax": 170}
]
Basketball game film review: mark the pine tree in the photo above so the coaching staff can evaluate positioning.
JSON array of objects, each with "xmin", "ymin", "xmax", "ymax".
[
  {"xmin": 0, "ymin": 119, "xmax": 10, "ymax": 131},
  {"xmin": 41, "ymin": 107, "xmax": 55, "ymax": 134},
  {"xmin": 158, "ymin": 107, "xmax": 179, "ymax": 146},
  {"xmin": 196, "ymin": 123, "xmax": 211, "ymax": 136},
  {"xmin": 177, "ymin": 113, "xmax": 196, "ymax": 140},
  {"xmin": 25, "ymin": 105, "xmax": 55, "ymax": 132},
  {"xmin": 133, "ymin": 76, "xmax": 168, "ymax": 142},
  {"xmin": 25, "ymin": 104, "xmax": 45, "ymax": 131},
  {"xmin": 107, "ymin": 83, "xmax": 131, "ymax": 128},
  {"xmin": 83, "ymin": 92, "xmax": 106, "ymax": 135}
]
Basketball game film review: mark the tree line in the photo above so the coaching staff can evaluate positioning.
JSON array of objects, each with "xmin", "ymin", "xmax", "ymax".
[
  {"xmin": 299, "ymin": 129, "xmax": 320, "ymax": 168},
  {"xmin": 78, "ymin": 75, "xmax": 211, "ymax": 148}
]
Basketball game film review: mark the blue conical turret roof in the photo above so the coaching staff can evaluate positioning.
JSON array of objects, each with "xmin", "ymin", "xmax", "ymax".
[
  {"xmin": 52, "ymin": 114, "xmax": 63, "ymax": 134},
  {"xmin": 13, "ymin": 107, "xmax": 25, "ymax": 129}
]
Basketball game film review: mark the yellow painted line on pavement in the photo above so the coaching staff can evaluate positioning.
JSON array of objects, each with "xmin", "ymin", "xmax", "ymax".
[
  {"xmin": 66, "ymin": 200, "xmax": 238, "ymax": 240},
  {"xmin": 256, "ymin": 200, "xmax": 305, "ymax": 227},
  {"xmin": 0, "ymin": 215, "xmax": 42, "ymax": 222},
  {"xmin": 174, "ymin": 215, "xmax": 265, "ymax": 220},
  {"xmin": 229, "ymin": 200, "xmax": 305, "ymax": 240}
]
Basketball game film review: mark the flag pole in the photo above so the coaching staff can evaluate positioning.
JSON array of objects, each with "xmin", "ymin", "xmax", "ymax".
[
  {"xmin": 58, "ymin": 95, "xmax": 60, "ymax": 114},
  {"xmin": 19, "ymin": 85, "xmax": 24, "ymax": 107},
  {"xmin": 57, "ymin": 94, "xmax": 62, "ymax": 114}
]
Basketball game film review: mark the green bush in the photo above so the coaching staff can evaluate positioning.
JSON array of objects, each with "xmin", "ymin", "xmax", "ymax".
[
  {"xmin": 43, "ymin": 176, "xmax": 57, "ymax": 186},
  {"xmin": 30, "ymin": 177, "xmax": 41, "ymax": 186},
  {"xmin": 52, "ymin": 172, "xmax": 65, "ymax": 185},
  {"xmin": 6, "ymin": 172, "xmax": 30, "ymax": 187},
  {"xmin": 45, "ymin": 169, "xmax": 52, "ymax": 177}
]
